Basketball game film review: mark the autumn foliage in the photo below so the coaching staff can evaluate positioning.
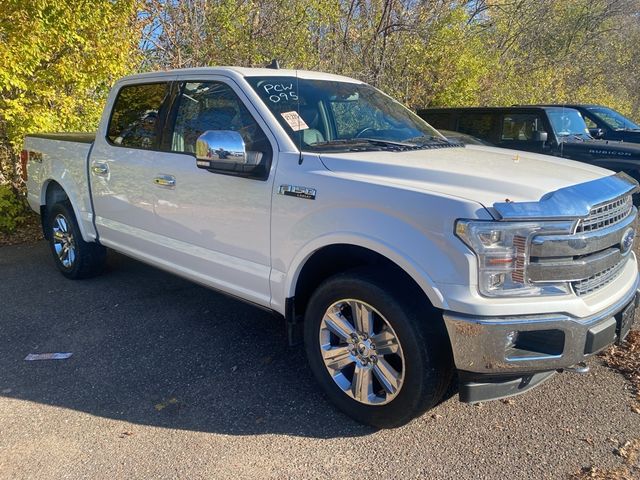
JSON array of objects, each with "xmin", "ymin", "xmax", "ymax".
[{"xmin": 1, "ymin": 0, "xmax": 640, "ymax": 192}]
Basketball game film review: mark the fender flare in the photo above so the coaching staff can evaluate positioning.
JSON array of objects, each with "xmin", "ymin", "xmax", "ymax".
[
  {"xmin": 41, "ymin": 178, "xmax": 93, "ymax": 243},
  {"xmin": 283, "ymin": 232, "xmax": 448, "ymax": 310}
]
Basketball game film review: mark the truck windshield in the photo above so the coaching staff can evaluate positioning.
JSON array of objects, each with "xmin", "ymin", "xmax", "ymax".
[
  {"xmin": 246, "ymin": 76, "xmax": 450, "ymax": 152},
  {"xmin": 546, "ymin": 109, "xmax": 590, "ymax": 138},
  {"xmin": 587, "ymin": 106, "xmax": 640, "ymax": 131}
]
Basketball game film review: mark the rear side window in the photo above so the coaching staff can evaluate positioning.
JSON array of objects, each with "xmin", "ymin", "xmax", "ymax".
[
  {"xmin": 501, "ymin": 114, "xmax": 542, "ymax": 141},
  {"xmin": 107, "ymin": 83, "xmax": 169, "ymax": 149},
  {"xmin": 456, "ymin": 113, "xmax": 494, "ymax": 140}
]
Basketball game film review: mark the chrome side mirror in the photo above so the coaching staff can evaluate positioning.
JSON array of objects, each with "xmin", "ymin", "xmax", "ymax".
[{"xmin": 195, "ymin": 130, "xmax": 247, "ymax": 168}]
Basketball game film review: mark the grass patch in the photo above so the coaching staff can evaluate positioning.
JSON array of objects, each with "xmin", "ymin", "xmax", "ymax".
[{"xmin": 0, "ymin": 209, "xmax": 42, "ymax": 246}]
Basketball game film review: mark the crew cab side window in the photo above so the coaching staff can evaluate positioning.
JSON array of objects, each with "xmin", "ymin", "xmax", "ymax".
[
  {"xmin": 107, "ymin": 83, "xmax": 169, "ymax": 150},
  {"xmin": 170, "ymin": 81, "xmax": 272, "ymax": 167},
  {"xmin": 501, "ymin": 114, "xmax": 542, "ymax": 141}
]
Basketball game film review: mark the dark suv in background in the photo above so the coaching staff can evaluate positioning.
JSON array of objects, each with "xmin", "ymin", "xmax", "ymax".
[
  {"xmin": 536, "ymin": 104, "xmax": 640, "ymax": 143},
  {"xmin": 417, "ymin": 106, "xmax": 640, "ymax": 185}
]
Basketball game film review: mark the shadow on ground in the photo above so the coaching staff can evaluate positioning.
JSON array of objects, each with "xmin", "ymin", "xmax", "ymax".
[{"xmin": 0, "ymin": 242, "xmax": 385, "ymax": 438}]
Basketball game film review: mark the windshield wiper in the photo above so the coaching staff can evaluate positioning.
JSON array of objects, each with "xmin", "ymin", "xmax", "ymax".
[
  {"xmin": 308, "ymin": 139, "xmax": 396, "ymax": 151},
  {"xmin": 310, "ymin": 138, "xmax": 414, "ymax": 150},
  {"xmin": 404, "ymin": 135, "xmax": 453, "ymax": 146},
  {"xmin": 356, "ymin": 138, "xmax": 421, "ymax": 149},
  {"xmin": 309, "ymin": 136, "xmax": 458, "ymax": 152},
  {"xmin": 352, "ymin": 137, "xmax": 459, "ymax": 150}
]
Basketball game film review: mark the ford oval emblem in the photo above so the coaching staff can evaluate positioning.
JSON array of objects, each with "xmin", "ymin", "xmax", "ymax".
[{"xmin": 620, "ymin": 227, "xmax": 635, "ymax": 255}]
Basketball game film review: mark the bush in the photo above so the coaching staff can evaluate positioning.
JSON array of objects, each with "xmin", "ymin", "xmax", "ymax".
[{"xmin": 0, "ymin": 184, "xmax": 27, "ymax": 233}]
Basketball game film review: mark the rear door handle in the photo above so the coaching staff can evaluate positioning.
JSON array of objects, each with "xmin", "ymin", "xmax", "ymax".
[
  {"xmin": 91, "ymin": 163, "xmax": 109, "ymax": 176},
  {"xmin": 153, "ymin": 174, "xmax": 176, "ymax": 188}
]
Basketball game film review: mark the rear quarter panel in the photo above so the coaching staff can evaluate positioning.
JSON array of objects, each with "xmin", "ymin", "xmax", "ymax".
[{"xmin": 25, "ymin": 136, "xmax": 97, "ymax": 241}]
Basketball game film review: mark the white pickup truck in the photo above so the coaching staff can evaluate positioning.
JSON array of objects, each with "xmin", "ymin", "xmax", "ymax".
[{"xmin": 24, "ymin": 67, "xmax": 639, "ymax": 427}]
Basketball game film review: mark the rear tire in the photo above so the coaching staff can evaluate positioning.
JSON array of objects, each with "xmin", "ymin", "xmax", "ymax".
[
  {"xmin": 46, "ymin": 201, "xmax": 106, "ymax": 279},
  {"xmin": 303, "ymin": 268, "xmax": 453, "ymax": 428}
]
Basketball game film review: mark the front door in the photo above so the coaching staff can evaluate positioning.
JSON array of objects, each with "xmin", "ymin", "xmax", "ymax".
[
  {"xmin": 148, "ymin": 79, "xmax": 276, "ymax": 307},
  {"xmin": 497, "ymin": 113, "xmax": 546, "ymax": 153}
]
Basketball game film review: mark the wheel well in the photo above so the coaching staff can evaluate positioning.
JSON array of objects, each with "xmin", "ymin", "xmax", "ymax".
[
  {"xmin": 293, "ymin": 244, "xmax": 430, "ymax": 320},
  {"xmin": 41, "ymin": 181, "xmax": 69, "ymax": 239},
  {"xmin": 44, "ymin": 180, "xmax": 69, "ymax": 206}
]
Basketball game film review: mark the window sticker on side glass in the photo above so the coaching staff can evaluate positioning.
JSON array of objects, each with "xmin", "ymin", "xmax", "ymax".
[{"xmin": 281, "ymin": 111, "xmax": 309, "ymax": 131}]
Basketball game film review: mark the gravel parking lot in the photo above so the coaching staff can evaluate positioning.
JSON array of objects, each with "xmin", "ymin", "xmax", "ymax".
[{"xmin": 1, "ymin": 241, "xmax": 639, "ymax": 479}]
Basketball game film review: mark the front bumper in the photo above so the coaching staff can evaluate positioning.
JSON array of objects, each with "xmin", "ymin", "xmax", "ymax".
[{"xmin": 444, "ymin": 273, "xmax": 639, "ymax": 376}]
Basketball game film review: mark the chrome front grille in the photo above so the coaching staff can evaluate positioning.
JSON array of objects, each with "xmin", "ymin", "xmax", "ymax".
[
  {"xmin": 572, "ymin": 258, "xmax": 627, "ymax": 296},
  {"xmin": 529, "ymin": 194, "xmax": 636, "ymax": 297},
  {"xmin": 576, "ymin": 195, "xmax": 633, "ymax": 233}
]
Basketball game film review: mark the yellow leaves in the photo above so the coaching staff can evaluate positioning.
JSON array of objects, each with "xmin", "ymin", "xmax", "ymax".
[
  {"xmin": 0, "ymin": 0, "xmax": 144, "ymax": 148},
  {"xmin": 154, "ymin": 397, "xmax": 179, "ymax": 411},
  {"xmin": 1, "ymin": 0, "xmax": 639, "ymax": 156}
]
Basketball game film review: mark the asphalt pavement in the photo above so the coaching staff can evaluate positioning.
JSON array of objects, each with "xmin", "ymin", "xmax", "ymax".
[{"xmin": 0, "ymin": 241, "xmax": 638, "ymax": 479}]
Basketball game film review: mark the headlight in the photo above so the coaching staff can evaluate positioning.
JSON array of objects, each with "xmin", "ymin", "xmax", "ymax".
[{"xmin": 455, "ymin": 219, "xmax": 573, "ymax": 297}]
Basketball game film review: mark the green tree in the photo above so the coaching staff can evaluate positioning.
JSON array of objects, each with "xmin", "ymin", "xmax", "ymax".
[
  {"xmin": 0, "ymin": 0, "xmax": 143, "ymax": 188},
  {"xmin": 478, "ymin": 0, "xmax": 640, "ymax": 115},
  {"xmin": 140, "ymin": 0, "xmax": 340, "ymax": 70}
]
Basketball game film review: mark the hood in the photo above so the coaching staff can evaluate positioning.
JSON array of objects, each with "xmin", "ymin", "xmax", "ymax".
[
  {"xmin": 562, "ymin": 137, "xmax": 640, "ymax": 155},
  {"xmin": 318, "ymin": 145, "xmax": 612, "ymax": 209},
  {"xmin": 611, "ymin": 130, "xmax": 640, "ymax": 143}
]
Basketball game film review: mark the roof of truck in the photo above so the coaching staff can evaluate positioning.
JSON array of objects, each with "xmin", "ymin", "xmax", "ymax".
[{"xmin": 118, "ymin": 67, "xmax": 363, "ymax": 84}]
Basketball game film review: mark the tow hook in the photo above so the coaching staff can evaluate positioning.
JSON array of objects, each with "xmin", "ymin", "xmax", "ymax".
[{"xmin": 557, "ymin": 362, "xmax": 589, "ymax": 374}]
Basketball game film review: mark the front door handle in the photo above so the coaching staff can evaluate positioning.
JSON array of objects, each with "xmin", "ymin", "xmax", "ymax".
[
  {"xmin": 91, "ymin": 163, "xmax": 109, "ymax": 176},
  {"xmin": 153, "ymin": 174, "xmax": 176, "ymax": 188}
]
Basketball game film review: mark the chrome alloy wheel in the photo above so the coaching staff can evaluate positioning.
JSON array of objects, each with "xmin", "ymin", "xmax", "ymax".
[
  {"xmin": 319, "ymin": 299, "xmax": 405, "ymax": 405},
  {"xmin": 52, "ymin": 214, "xmax": 76, "ymax": 268}
]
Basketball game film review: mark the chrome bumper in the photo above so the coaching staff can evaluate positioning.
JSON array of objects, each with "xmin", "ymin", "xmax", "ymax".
[{"xmin": 443, "ymin": 275, "xmax": 639, "ymax": 374}]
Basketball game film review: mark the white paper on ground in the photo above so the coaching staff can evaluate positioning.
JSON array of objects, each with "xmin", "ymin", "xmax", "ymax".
[{"xmin": 24, "ymin": 353, "xmax": 73, "ymax": 361}]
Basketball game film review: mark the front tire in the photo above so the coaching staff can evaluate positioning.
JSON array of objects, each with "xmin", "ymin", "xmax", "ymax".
[
  {"xmin": 46, "ymin": 201, "xmax": 106, "ymax": 279},
  {"xmin": 303, "ymin": 268, "xmax": 453, "ymax": 428}
]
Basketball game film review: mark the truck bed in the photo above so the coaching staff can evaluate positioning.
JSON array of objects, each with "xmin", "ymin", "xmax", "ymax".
[
  {"xmin": 24, "ymin": 132, "xmax": 98, "ymax": 243},
  {"xmin": 27, "ymin": 132, "xmax": 96, "ymax": 144}
]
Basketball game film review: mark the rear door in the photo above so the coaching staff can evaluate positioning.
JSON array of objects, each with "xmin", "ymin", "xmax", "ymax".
[{"xmin": 90, "ymin": 79, "xmax": 173, "ymax": 254}]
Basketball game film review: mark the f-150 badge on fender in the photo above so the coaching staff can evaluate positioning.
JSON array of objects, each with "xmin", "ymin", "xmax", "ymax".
[{"xmin": 278, "ymin": 185, "xmax": 316, "ymax": 200}]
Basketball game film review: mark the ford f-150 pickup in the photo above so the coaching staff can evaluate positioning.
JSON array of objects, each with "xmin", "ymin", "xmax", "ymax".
[{"xmin": 23, "ymin": 67, "xmax": 640, "ymax": 428}]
